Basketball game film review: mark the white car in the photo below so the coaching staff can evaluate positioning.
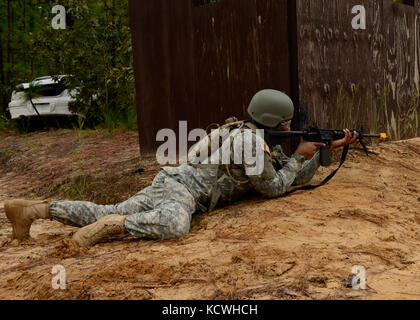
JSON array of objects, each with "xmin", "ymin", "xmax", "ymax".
[{"xmin": 8, "ymin": 75, "xmax": 78, "ymax": 120}]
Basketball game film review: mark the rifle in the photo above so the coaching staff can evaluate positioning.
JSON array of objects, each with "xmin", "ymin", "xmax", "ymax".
[
  {"xmin": 264, "ymin": 127, "xmax": 387, "ymax": 196},
  {"xmin": 265, "ymin": 126, "xmax": 387, "ymax": 167}
]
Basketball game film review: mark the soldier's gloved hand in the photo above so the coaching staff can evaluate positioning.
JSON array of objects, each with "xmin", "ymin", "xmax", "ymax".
[
  {"xmin": 271, "ymin": 145, "xmax": 285, "ymax": 159},
  {"xmin": 294, "ymin": 142, "xmax": 326, "ymax": 160},
  {"xmin": 270, "ymin": 145, "xmax": 288, "ymax": 168}
]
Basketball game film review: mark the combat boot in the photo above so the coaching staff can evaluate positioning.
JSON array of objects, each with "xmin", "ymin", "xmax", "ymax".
[
  {"xmin": 72, "ymin": 214, "xmax": 128, "ymax": 247},
  {"xmin": 4, "ymin": 199, "xmax": 50, "ymax": 240}
]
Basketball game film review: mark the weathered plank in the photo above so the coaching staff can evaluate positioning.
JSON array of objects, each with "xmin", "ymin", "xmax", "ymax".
[
  {"xmin": 192, "ymin": 0, "xmax": 291, "ymax": 128},
  {"xmin": 298, "ymin": 0, "xmax": 420, "ymax": 138},
  {"xmin": 297, "ymin": 0, "xmax": 384, "ymax": 131},
  {"xmin": 383, "ymin": 0, "xmax": 419, "ymax": 139},
  {"xmin": 297, "ymin": 0, "xmax": 419, "ymax": 138},
  {"xmin": 131, "ymin": 0, "xmax": 293, "ymax": 152},
  {"xmin": 129, "ymin": 0, "xmax": 195, "ymax": 152}
]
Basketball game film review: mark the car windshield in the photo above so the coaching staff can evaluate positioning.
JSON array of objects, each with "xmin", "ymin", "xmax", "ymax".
[
  {"xmin": 33, "ymin": 83, "xmax": 67, "ymax": 96},
  {"xmin": 15, "ymin": 76, "xmax": 69, "ymax": 96}
]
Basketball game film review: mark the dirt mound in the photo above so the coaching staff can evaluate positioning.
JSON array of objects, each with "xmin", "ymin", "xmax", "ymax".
[{"xmin": 0, "ymin": 130, "xmax": 419, "ymax": 300}]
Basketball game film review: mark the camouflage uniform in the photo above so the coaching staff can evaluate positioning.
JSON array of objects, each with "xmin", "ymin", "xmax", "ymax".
[{"xmin": 50, "ymin": 131, "xmax": 320, "ymax": 239}]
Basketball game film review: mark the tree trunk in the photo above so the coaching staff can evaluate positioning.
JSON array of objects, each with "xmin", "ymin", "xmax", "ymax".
[
  {"xmin": 6, "ymin": 0, "xmax": 11, "ymax": 85},
  {"xmin": 0, "ymin": 36, "xmax": 5, "ymax": 112},
  {"xmin": 23, "ymin": 0, "xmax": 27, "ymax": 68},
  {"xmin": 0, "ymin": 38, "xmax": 4, "ymax": 84}
]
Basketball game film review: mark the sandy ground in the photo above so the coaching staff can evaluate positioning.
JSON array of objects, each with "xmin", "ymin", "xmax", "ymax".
[{"xmin": 0, "ymin": 130, "xmax": 419, "ymax": 300}]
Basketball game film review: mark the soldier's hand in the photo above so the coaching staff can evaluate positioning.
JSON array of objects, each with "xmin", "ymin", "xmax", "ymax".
[
  {"xmin": 294, "ymin": 142, "xmax": 326, "ymax": 160},
  {"xmin": 330, "ymin": 129, "xmax": 358, "ymax": 151}
]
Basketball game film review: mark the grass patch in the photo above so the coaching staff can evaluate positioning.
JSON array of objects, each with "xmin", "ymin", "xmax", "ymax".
[
  {"xmin": 332, "ymin": 85, "xmax": 419, "ymax": 141},
  {"xmin": 0, "ymin": 114, "xmax": 16, "ymax": 132},
  {"xmin": 43, "ymin": 172, "xmax": 143, "ymax": 205},
  {"xmin": 0, "ymin": 147, "xmax": 15, "ymax": 166}
]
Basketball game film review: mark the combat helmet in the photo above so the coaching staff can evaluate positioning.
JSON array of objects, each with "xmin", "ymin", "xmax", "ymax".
[{"xmin": 247, "ymin": 89, "xmax": 294, "ymax": 128}]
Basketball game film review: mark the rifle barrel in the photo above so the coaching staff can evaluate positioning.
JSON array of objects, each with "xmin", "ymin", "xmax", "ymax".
[
  {"xmin": 361, "ymin": 133, "xmax": 387, "ymax": 140},
  {"xmin": 362, "ymin": 134, "xmax": 380, "ymax": 138},
  {"xmin": 265, "ymin": 130, "xmax": 387, "ymax": 140}
]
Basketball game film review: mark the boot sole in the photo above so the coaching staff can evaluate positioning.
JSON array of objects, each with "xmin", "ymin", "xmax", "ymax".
[{"xmin": 72, "ymin": 215, "xmax": 127, "ymax": 247}]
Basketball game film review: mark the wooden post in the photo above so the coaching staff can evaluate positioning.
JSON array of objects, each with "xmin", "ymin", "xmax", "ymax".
[{"xmin": 288, "ymin": 0, "xmax": 301, "ymax": 154}]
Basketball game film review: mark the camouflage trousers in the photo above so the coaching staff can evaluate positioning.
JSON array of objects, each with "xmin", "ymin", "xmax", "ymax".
[{"xmin": 49, "ymin": 171, "xmax": 197, "ymax": 239}]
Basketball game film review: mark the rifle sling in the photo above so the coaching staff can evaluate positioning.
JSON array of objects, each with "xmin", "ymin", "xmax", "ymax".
[{"xmin": 282, "ymin": 145, "xmax": 349, "ymax": 197}]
